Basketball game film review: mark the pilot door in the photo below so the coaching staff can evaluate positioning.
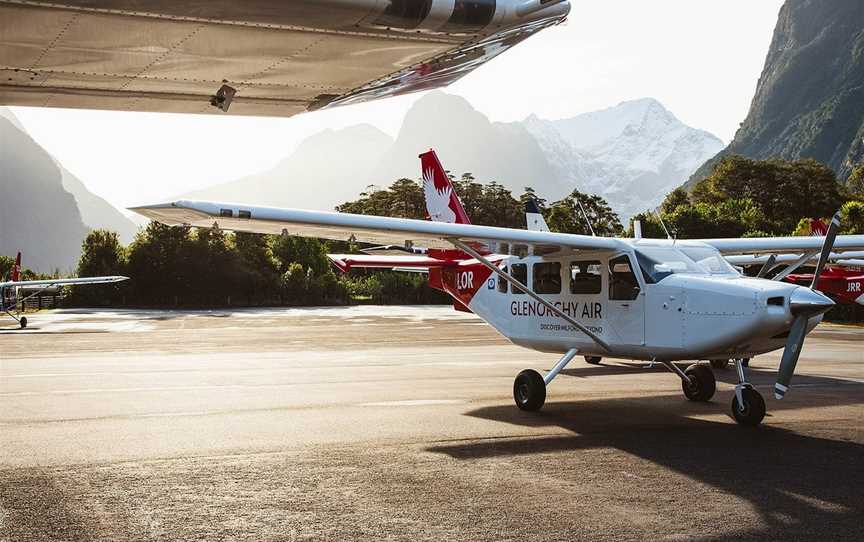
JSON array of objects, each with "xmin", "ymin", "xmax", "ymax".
[{"xmin": 606, "ymin": 254, "xmax": 645, "ymax": 346}]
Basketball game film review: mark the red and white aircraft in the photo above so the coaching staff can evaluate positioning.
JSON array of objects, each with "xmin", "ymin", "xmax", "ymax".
[
  {"xmin": 725, "ymin": 219, "xmax": 864, "ymax": 306},
  {"xmin": 1, "ymin": 252, "xmax": 128, "ymax": 329},
  {"xmin": 131, "ymin": 151, "xmax": 864, "ymax": 427}
]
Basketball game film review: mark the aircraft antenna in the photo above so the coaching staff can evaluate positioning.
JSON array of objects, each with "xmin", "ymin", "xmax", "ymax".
[
  {"xmin": 656, "ymin": 213, "xmax": 674, "ymax": 241},
  {"xmin": 576, "ymin": 198, "xmax": 596, "ymax": 237}
]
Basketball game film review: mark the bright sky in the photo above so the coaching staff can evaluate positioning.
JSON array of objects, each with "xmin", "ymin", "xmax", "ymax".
[{"xmin": 10, "ymin": 0, "xmax": 784, "ymax": 212}]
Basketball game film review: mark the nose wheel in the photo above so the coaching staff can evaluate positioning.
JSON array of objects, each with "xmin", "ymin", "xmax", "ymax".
[
  {"xmin": 731, "ymin": 358, "xmax": 765, "ymax": 426},
  {"xmin": 584, "ymin": 355, "xmax": 602, "ymax": 365}
]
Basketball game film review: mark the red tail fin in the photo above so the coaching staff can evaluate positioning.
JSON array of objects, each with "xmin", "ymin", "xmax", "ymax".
[
  {"xmin": 419, "ymin": 149, "xmax": 471, "ymax": 225},
  {"xmin": 11, "ymin": 252, "xmax": 21, "ymax": 282},
  {"xmin": 809, "ymin": 218, "xmax": 828, "ymax": 236}
]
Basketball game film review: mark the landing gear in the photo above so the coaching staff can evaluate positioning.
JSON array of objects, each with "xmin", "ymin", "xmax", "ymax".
[
  {"xmin": 681, "ymin": 364, "xmax": 716, "ymax": 402},
  {"xmin": 709, "ymin": 359, "xmax": 729, "ymax": 370},
  {"xmin": 731, "ymin": 358, "xmax": 764, "ymax": 426},
  {"xmin": 514, "ymin": 348, "xmax": 579, "ymax": 412},
  {"xmin": 513, "ymin": 369, "xmax": 546, "ymax": 411},
  {"xmin": 741, "ymin": 357, "xmax": 750, "ymax": 367},
  {"xmin": 19, "ymin": 316, "xmax": 27, "ymax": 329},
  {"xmin": 584, "ymin": 355, "xmax": 602, "ymax": 365}
]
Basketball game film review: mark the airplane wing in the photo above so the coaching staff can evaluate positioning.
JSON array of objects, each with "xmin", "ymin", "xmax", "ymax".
[
  {"xmin": 0, "ymin": 276, "xmax": 129, "ymax": 289},
  {"xmin": 327, "ymin": 255, "xmax": 452, "ymax": 273},
  {"xmin": 0, "ymin": 0, "xmax": 569, "ymax": 116},
  {"xmin": 130, "ymin": 200, "xmax": 624, "ymax": 255},
  {"xmin": 725, "ymin": 251, "xmax": 864, "ymax": 266},
  {"xmin": 702, "ymin": 236, "xmax": 864, "ymax": 255}
]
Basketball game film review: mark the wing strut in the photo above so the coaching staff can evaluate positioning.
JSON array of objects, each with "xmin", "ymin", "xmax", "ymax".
[
  {"xmin": 449, "ymin": 239, "xmax": 610, "ymax": 353},
  {"xmin": 772, "ymin": 251, "xmax": 818, "ymax": 282}
]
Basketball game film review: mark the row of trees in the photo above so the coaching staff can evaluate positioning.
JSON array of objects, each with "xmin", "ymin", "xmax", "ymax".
[
  {"xmin": 66, "ymin": 224, "xmax": 447, "ymax": 307},
  {"xmin": 630, "ymin": 156, "xmax": 864, "ymax": 239}
]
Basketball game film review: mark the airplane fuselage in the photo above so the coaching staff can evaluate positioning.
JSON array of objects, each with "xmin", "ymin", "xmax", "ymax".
[{"xmin": 432, "ymin": 241, "xmax": 820, "ymax": 362}]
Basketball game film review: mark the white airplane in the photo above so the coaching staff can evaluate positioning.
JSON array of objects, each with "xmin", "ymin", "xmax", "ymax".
[
  {"xmin": 1, "ymin": 252, "xmax": 129, "ymax": 329},
  {"xmin": 0, "ymin": 0, "xmax": 569, "ymax": 116},
  {"xmin": 131, "ymin": 153, "xmax": 864, "ymax": 427}
]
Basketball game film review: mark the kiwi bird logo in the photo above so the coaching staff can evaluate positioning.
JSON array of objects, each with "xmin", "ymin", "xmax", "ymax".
[{"xmin": 423, "ymin": 167, "xmax": 456, "ymax": 223}]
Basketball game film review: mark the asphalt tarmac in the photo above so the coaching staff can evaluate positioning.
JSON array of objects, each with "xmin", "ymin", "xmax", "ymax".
[{"xmin": 1, "ymin": 307, "xmax": 862, "ymax": 541}]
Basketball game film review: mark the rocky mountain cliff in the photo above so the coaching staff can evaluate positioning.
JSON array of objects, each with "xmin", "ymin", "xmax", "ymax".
[
  {"xmin": 187, "ymin": 93, "xmax": 722, "ymax": 219},
  {"xmin": 0, "ymin": 108, "xmax": 138, "ymax": 272},
  {"xmin": 688, "ymin": 0, "xmax": 864, "ymax": 187}
]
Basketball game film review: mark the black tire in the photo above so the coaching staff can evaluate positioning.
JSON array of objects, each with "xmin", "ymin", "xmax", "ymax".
[
  {"xmin": 709, "ymin": 359, "xmax": 729, "ymax": 370},
  {"xmin": 731, "ymin": 387, "xmax": 765, "ymax": 427},
  {"xmin": 682, "ymin": 364, "xmax": 716, "ymax": 402},
  {"xmin": 19, "ymin": 316, "xmax": 27, "ymax": 329},
  {"xmin": 741, "ymin": 358, "xmax": 750, "ymax": 367},
  {"xmin": 584, "ymin": 356, "xmax": 602, "ymax": 365},
  {"xmin": 513, "ymin": 369, "xmax": 546, "ymax": 411}
]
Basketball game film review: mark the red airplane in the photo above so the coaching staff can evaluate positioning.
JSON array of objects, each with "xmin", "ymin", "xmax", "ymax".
[{"xmin": 783, "ymin": 219, "xmax": 864, "ymax": 306}]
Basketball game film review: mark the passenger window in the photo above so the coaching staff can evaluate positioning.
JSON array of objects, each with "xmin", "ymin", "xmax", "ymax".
[
  {"xmin": 511, "ymin": 264, "xmax": 527, "ymax": 295},
  {"xmin": 498, "ymin": 266, "xmax": 508, "ymax": 293},
  {"xmin": 533, "ymin": 262, "xmax": 561, "ymax": 294},
  {"xmin": 570, "ymin": 260, "xmax": 602, "ymax": 294},
  {"xmin": 609, "ymin": 255, "xmax": 640, "ymax": 301}
]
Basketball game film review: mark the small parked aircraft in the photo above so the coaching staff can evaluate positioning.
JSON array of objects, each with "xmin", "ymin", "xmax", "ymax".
[
  {"xmin": 1, "ymin": 252, "xmax": 129, "ymax": 328},
  {"xmin": 131, "ymin": 152, "xmax": 864, "ymax": 427}
]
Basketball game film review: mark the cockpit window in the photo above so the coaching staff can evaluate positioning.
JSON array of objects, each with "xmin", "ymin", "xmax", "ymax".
[
  {"xmin": 679, "ymin": 246, "xmax": 739, "ymax": 276},
  {"xmin": 634, "ymin": 246, "xmax": 737, "ymax": 283},
  {"xmin": 609, "ymin": 255, "xmax": 640, "ymax": 300}
]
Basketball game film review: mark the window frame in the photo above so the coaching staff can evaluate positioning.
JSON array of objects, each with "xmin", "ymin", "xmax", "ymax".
[
  {"xmin": 532, "ymin": 261, "xmax": 562, "ymax": 295},
  {"xmin": 569, "ymin": 260, "xmax": 603, "ymax": 295},
  {"xmin": 608, "ymin": 254, "xmax": 641, "ymax": 301}
]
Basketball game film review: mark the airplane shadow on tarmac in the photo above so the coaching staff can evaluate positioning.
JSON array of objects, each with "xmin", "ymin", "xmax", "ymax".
[{"xmin": 429, "ymin": 371, "xmax": 864, "ymax": 540}]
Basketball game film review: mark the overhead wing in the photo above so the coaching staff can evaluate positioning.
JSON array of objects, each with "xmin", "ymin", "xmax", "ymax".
[
  {"xmin": 130, "ymin": 200, "xmax": 624, "ymax": 255},
  {"xmin": 0, "ymin": 276, "xmax": 129, "ymax": 289},
  {"xmin": 0, "ymin": 0, "xmax": 569, "ymax": 116},
  {"xmin": 703, "ymin": 236, "xmax": 864, "ymax": 255}
]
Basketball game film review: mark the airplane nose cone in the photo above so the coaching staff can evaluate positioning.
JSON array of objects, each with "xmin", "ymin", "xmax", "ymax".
[{"xmin": 789, "ymin": 287, "xmax": 834, "ymax": 316}]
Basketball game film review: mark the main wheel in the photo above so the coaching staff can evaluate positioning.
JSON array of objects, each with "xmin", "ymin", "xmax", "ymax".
[
  {"xmin": 513, "ymin": 369, "xmax": 546, "ymax": 411},
  {"xmin": 19, "ymin": 316, "xmax": 27, "ymax": 329},
  {"xmin": 709, "ymin": 359, "xmax": 729, "ymax": 370},
  {"xmin": 584, "ymin": 355, "xmax": 602, "ymax": 365},
  {"xmin": 682, "ymin": 364, "xmax": 716, "ymax": 402},
  {"xmin": 731, "ymin": 387, "xmax": 765, "ymax": 426},
  {"xmin": 741, "ymin": 358, "xmax": 751, "ymax": 367}
]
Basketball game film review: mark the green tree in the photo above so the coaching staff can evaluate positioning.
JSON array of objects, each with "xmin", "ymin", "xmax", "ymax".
[
  {"xmin": 126, "ymin": 222, "xmax": 192, "ymax": 306},
  {"xmin": 70, "ymin": 230, "xmax": 127, "ymax": 306},
  {"xmin": 544, "ymin": 190, "xmax": 623, "ymax": 236},
  {"xmin": 847, "ymin": 165, "xmax": 864, "ymax": 199},
  {"xmin": 841, "ymin": 200, "xmax": 864, "ymax": 234},
  {"xmin": 691, "ymin": 155, "xmax": 844, "ymax": 234}
]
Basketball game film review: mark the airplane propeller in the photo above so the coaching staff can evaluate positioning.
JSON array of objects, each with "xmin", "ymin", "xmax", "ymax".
[{"xmin": 774, "ymin": 211, "xmax": 841, "ymax": 400}]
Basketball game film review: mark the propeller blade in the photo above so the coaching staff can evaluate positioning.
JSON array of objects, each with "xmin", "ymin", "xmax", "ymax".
[
  {"xmin": 810, "ymin": 211, "xmax": 841, "ymax": 289},
  {"xmin": 757, "ymin": 254, "xmax": 777, "ymax": 278},
  {"xmin": 775, "ymin": 314, "xmax": 809, "ymax": 400}
]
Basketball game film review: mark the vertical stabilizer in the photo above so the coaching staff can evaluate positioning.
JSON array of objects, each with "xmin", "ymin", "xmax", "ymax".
[
  {"xmin": 10, "ymin": 252, "xmax": 21, "ymax": 282},
  {"xmin": 524, "ymin": 198, "xmax": 550, "ymax": 232},
  {"xmin": 419, "ymin": 149, "xmax": 471, "ymax": 224},
  {"xmin": 809, "ymin": 218, "xmax": 829, "ymax": 237}
]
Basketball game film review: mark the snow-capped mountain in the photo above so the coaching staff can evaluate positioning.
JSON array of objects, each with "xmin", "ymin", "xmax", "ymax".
[
  {"xmin": 522, "ymin": 98, "xmax": 724, "ymax": 218},
  {"xmin": 186, "ymin": 94, "xmax": 723, "ymax": 221}
]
